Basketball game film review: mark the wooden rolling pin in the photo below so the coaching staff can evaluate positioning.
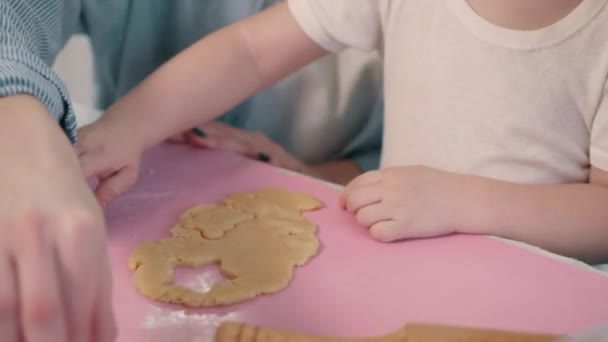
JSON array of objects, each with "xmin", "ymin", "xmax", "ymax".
[{"xmin": 215, "ymin": 322, "xmax": 560, "ymax": 342}]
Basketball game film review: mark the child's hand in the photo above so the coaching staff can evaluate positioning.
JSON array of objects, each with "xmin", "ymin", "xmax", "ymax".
[
  {"xmin": 341, "ymin": 166, "xmax": 473, "ymax": 242},
  {"xmin": 77, "ymin": 120, "xmax": 145, "ymax": 207}
]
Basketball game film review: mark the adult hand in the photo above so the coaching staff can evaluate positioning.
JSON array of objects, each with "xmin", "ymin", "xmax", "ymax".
[
  {"xmin": 0, "ymin": 95, "xmax": 116, "ymax": 342},
  {"xmin": 169, "ymin": 121, "xmax": 365, "ymax": 184},
  {"xmin": 169, "ymin": 121, "xmax": 313, "ymax": 174}
]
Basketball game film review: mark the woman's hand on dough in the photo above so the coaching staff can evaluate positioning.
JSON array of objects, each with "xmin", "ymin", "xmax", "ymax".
[
  {"xmin": 341, "ymin": 166, "xmax": 474, "ymax": 242},
  {"xmin": 0, "ymin": 95, "xmax": 116, "ymax": 342},
  {"xmin": 169, "ymin": 121, "xmax": 314, "ymax": 174},
  {"xmin": 77, "ymin": 118, "xmax": 144, "ymax": 207}
]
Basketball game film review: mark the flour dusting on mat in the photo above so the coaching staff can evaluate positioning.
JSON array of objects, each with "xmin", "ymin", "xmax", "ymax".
[
  {"xmin": 141, "ymin": 307, "xmax": 242, "ymax": 342},
  {"xmin": 142, "ymin": 307, "xmax": 241, "ymax": 329}
]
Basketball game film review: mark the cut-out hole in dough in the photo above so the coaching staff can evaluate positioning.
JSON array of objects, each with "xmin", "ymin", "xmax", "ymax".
[{"xmin": 174, "ymin": 263, "xmax": 227, "ymax": 294}]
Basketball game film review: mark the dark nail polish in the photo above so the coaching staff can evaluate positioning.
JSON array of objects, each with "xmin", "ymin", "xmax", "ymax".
[
  {"xmin": 192, "ymin": 127, "xmax": 206, "ymax": 137},
  {"xmin": 257, "ymin": 152, "xmax": 271, "ymax": 163}
]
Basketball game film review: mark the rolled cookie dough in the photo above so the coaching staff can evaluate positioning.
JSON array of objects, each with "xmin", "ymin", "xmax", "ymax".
[{"xmin": 129, "ymin": 188, "xmax": 323, "ymax": 307}]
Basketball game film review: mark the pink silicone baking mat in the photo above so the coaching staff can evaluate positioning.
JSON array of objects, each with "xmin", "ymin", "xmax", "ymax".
[{"xmin": 105, "ymin": 144, "xmax": 608, "ymax": 342}]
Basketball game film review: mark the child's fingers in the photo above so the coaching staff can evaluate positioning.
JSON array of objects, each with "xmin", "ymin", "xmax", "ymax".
[
  {"xmin": 79, "ymin": 153, "xmax": 112, "ymax": 180},
  {"xmin": 354, "ymin": 203, "xmax": 391, "ymax": 227},
  {"xmin": 341, "ymin": 171, "xmax": 383, "ymax": 208},
  {"xmin": 342, "ymin": 183, "xmax": 384, "ymax": 214},
  {"xmin": 368, "ymin": 220, "xmax": 402, "ymax": 242},
  {"xmin": 94, "ymin": 167, "xmax": 138, "ymax": 208}
]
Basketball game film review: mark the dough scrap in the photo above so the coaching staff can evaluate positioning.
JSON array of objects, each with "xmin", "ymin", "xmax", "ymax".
[
  {"xmin": 172, "ymin": 204, "xmax": 254, "ymax": 239},
  {"xmin": 129, "ymin": 188, "xmax": 323, "ymax": 307},
  {"xmin": 224, "ymin": 189, "xmax": 322, "ymax": 221},
  {"xmin": 256, "ymin": 188, "xmax": 323, "ymax": 212}
]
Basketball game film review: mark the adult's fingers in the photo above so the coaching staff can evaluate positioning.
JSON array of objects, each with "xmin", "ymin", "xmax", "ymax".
[
  {"xmin": 93, "ymin": 258, "xmax": 117, "ymax": 342},
  {"xmin": 198, "ymin": 121, "xmax": 242, "ymax": 136},
  {"xmin": 0, "ymin": 253, "xmax": 19, "ymax": 342},
  {"xmin": 185, "ymin": 132, "xmax": 214, "ymax": 149},
  {"xmin": 166, "ymin": 132, "xmax": 188, "ymax": 144},
  {"xmin": 16, "ymin": 221, "xmax": 68, "ymax": 342},
  {"xmin": 188, "ymin": 133, "xmax": 255, "ymax": 158},
  {"xmin": 57, "ymin": 222, "xmax": 100, "ymax": 342}
]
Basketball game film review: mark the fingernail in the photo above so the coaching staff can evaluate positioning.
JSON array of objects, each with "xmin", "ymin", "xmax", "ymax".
[
  {"xmin": 191, "ymin": 128, "xmax": 206, "ymax": 137},
  {"xmin": 257, "ymin": 152, "xmax": 271, "ymax": 163}
]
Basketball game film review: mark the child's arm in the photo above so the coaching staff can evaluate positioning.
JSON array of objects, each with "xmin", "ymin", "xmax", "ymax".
[
  {"xmin": 99, "ymin": 2, "xmax": 327, "ymax": 150},
  {"xmin": 77, "ymin": 2, "xmax": 328, "ymax": 205},
  {"xmin": 469, "ymin": 166, "xmax": 608, "ymax": 263},
  {"xmin": 342, "ymin": 166, "xmax": 608, "ymax": 264}
]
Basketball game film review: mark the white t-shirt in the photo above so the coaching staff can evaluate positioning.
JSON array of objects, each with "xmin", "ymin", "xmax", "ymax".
[{"xmin": 288, "ymin": 0, "xmax": 608, "ymax": 184}]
